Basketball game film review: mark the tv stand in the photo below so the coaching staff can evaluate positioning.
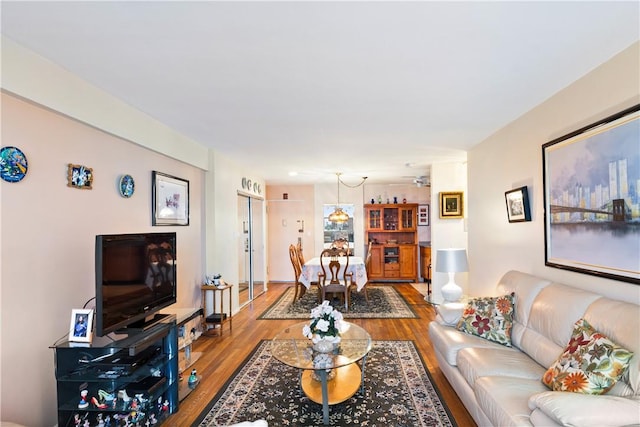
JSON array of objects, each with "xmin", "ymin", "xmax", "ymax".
[
  {"xmin": 121, "ymin": 313, "xmax": 170, "ymax": 334},
  {"xmin": 51, "ymin": 315, "xmax": 179, "ymax": 426}
]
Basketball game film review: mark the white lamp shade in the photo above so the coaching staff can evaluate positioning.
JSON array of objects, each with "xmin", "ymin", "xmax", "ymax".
[{"xmin": 435, "ymin": 249, "xmax": 469, "ymax": 273}]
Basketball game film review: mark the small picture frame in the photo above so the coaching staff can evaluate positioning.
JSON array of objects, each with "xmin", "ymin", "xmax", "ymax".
[
  {"xmin": 439, "ymin": 192, "xmax": 463, "ymax": 219},
  {"xmin": 67, "ymin": 164, "xmax": 93, "ymax": 189},
  {"xmin": 152, "ymin": 171, "xmax": 190, "ymax": 226},
  {"xmin": 505, "ymin": 186, "xmax": 531, "ymax": 223},
  {"xmin": 418, "ymin": 204, "xmax": 429, "ymax": 226},
  {"xmin": 69, "ymin": 309, "xmax": 94, "ymax": 343}
]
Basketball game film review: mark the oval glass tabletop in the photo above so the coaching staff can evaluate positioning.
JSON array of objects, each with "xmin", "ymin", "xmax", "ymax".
[{"xmin": 271, "ymin": 321, "xmax": 372, "ymax": 370}]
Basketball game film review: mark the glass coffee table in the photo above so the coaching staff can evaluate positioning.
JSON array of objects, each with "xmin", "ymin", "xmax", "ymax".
[{"xmin": 271, "ymin": 321, "xmax": 372, "ymax": 425}]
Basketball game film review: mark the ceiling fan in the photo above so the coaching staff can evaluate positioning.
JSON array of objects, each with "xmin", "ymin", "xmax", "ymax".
[
  {"xmin": 404, "ymin": 175, "xmax": 430, "ymax": 187},
  {"xmin": 398, "ymin": 163, "xmax": 431, "ymax": 187},
  {"xmin": 413, "ymin": 176, "xmax": 430, "ymax": 187}
]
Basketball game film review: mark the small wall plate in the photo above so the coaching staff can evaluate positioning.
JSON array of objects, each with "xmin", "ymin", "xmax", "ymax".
[
  {"xmin": 0, "ymin": 146, "xmax": 28, "ymax": 183},
  {"xmin": 119, "ymin": 174, "xmax": 135, "ymax": 198}
]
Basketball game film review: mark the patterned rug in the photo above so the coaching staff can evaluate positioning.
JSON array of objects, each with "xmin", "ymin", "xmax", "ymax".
[
  {"xmin": 194, "ymin": 340, "xmax": 456, "ymax": 427},
  {"xmin": 257, "ymin": 285, "xmax": 418, "ymax": 319}
]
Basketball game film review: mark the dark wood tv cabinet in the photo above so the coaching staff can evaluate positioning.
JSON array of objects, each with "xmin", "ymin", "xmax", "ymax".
[{"xmin": 51, "ymin": 316, "xmax": 179, "ymax": 426}]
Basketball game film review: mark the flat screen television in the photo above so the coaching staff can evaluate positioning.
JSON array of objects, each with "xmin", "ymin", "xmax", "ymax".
[{"xmin": 95, "ymin": 232, "xmax": 177, "ymax": 336}]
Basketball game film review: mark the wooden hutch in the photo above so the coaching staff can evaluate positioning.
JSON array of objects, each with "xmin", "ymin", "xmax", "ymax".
[{"xmin": 364, "ymin": 203, "xmax": 418, "ymax": 281}]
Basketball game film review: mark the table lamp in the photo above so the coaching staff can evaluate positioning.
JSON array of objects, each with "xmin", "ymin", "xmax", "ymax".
[{"xmin": 435, "ymin": 248, "xmax": 468, "ymax": 302}]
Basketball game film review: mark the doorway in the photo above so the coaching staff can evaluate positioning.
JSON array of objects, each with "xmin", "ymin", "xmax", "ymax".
[{"xmin": 238, "ymin": 194, "xmax": 266, "ymax": 307}]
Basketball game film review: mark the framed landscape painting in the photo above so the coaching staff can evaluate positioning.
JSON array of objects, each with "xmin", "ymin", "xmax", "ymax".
[
  {"xmin": 152, "ymin": 171, "xmax": 190, "ymax": 226},
  {"xmin": 439, "ymin": 192, "xmax": 463, "ymax": 219},
  {"xmin": 542, "ymin": 104, "xmax": 640, "ymax": 284}
]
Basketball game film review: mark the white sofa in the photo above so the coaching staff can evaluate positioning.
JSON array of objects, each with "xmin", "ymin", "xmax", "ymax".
[{"xmin": 428, "ymin": 270, "xmax": 640, "ymax": 426}]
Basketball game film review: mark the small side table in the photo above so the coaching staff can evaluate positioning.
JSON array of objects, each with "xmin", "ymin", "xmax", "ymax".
[
  {"xmin": 426, "ymin": 295, "xmax": 467, "ymax": 325},
  {"xmin": 201, "ymin": 283, "xmax": 233, "ymax": 336}
]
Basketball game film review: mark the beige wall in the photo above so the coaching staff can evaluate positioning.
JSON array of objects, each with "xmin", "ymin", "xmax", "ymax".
[
  {"xmin": 468, "ymin": 42, "xmax": 640, "ymax": 302},
  {"xmin": 0, "ymin": 93, "xmax": 206, "ymax": 425},
  {"xmin": 266, "ymin": 185, "xmax": 316, "ymax": 281}
]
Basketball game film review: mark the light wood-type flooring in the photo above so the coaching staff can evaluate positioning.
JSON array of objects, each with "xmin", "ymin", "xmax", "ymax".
[{"xmin": 166, "ymin": 282, "xmax": 476, "ymax": 426}]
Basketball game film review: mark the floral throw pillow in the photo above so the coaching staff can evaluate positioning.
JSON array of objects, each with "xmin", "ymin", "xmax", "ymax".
[
  {"xmin": 542, "ymin": 318, "xmax": 634, "ymax": 395},
  {"xmin": 455, "ymin": 293, "xmax": 515, "ymax": 347}
]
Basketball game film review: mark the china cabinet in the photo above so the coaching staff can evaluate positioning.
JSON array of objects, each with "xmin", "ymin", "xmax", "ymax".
[{"xmin": 364, "ymin": 203, "xmax": 418, "ymax": 281}]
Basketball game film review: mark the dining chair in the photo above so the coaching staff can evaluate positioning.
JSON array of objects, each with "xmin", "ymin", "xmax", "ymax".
[
  {"xmin": 317, "ymin": 246, "xmax": 352, "ymax": 310},
  {"xmin": 331, "ymin": 239, "xmax": 350, "ymax": 256},
  {"xmin": 288, "ymin": 244, "xmax": 306, "ymax": 301},
  {"xmin": 295, "ymin": 241, "xmax": 306, "ymax": 264},
  {"xmin": 295, "ymin": 243, "xmax": 321, "ymax": 302}
]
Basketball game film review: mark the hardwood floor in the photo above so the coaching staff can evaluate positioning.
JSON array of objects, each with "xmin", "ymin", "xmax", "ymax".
[{"xmin": 167, "ymin": 282, "xmax": 476, "ymax": 426}]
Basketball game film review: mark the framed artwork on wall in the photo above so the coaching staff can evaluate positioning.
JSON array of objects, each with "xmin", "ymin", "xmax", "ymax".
[
  {"xmin": 505, "ymin": 186, "xmax": 531, "ymax": 223},
  {"xmin": 67, "ymin": 164, "xmax": 93, "ymax": 189},
  {"xmin": 152, "ymin": 171, "xmax": 190, "ymax": 226},
  {"xmin": 69, "ymin": 308, "xmax": 93, "ymax": 343},
  {"xmin": 439, "ymin": 192, "xmax": 463, "ymax": 219},
  {"xmin": 543, "ymin": 104, "xmax": 639, "ymax": 284},
  {"xmin": 418, "ymin": 204, "xmax": 429, "ymax": 226}
]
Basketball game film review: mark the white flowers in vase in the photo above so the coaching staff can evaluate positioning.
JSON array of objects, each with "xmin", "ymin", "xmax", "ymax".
[{"xmin": 302, "ymin": 300, "xmax": 344, "ymax": 344}]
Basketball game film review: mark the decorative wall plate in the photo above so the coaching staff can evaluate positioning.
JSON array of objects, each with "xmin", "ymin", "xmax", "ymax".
[
  {"xmin": 0, "ymin": 146, "xmax": 28, "ymax": 183},
  {"xmin": 119, "ymin": 174, "xmax": 135, "ymax": 198}
]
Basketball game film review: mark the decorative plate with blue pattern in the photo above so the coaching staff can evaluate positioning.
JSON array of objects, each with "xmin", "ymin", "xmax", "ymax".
[
  {"xmin": 0, "ymin": 146, "xmax": 28, "ymax": 183},
  {"xmin": 119, "ymin": 174, "xmax": 135, "ymax": 198}
]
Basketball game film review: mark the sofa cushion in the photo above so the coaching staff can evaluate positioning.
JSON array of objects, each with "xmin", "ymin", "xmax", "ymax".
[
  {"xmin": 456, "ymin": 293, "xmax": 515, "ymax": 347},
  {"xmin": 529, "ymin": 391, "xmax": 640, "ymax": 427},
  {"xmin": 475, "ymin": 376, "xmax": 548, "ymax": 426},
  {"xmin": 496, "ymin": 270, "xmax": 552, "ymax": 348},
  {"xmin": 428, "ymin": 321, "xmax": 508, "ymax": 366},
  {"xmin": 519, "ymin": 283, "xmax": 602, "ymax": 369},
  {"xmin": 542, "ymin": 318, "xmax": 634, "ymax": 395},
  {"xmin": 457, "ymin": 347, "xmax": 545, "ymax": 388},
  {"xmin": 584, "ymin": 297, "xmax": 640, "ymax": 396}
]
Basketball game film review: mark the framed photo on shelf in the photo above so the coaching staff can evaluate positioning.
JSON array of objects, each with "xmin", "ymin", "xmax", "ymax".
[
  {"xmin": 418, "ymin": 204, "xmax": 429, "ymax": 226},
  {"xmin": 152, "ymin": 171, "xmax": 190, "ymax": 226},
  {"xmin": 439, "ymin": 192, "xmax": 463, "ymax": 219},
  {"xmin": 505, "ymin": 186, "xmax": 531, "ymax": 223},
  {"xmin": 69, "ymin": 308, "xmax": 94, "ymax": 343},
  {"xmin": 543, "ymin": 104, "xmax": 639, "ymax": 284}
]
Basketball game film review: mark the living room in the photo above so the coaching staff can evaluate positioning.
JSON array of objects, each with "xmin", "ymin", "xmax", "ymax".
[{"xmin": 2, "ymin": 5, "xmax": 639, "ymax": 427}]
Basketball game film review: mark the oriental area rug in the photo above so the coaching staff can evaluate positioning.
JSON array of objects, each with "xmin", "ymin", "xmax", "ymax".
[
  {"xmin": 194, "ymin": 340, "xmax": 456, "ymax": 427},
  {"xmin": 257, "ymin": 285, "xmax": 418, "ymax": 320}
]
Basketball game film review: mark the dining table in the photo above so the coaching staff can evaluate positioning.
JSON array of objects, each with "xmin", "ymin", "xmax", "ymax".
[{"xmin": 300, "ymin": 256, "xmax": 368, "ymax": 291}]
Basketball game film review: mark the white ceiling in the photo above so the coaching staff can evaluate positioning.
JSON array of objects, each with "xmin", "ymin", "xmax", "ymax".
[{"xmin": 2, "ymin": 1, "xmax": 638, "ymax": 185}]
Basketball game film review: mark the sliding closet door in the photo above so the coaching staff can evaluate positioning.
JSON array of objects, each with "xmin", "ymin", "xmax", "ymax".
[
  {"xmin": 237, "ymin": 194, "xmax": 266, "ymax": 307},
  {"xmin": 251, "ymin": 198, "xmax": 266, "ymax": 299}
]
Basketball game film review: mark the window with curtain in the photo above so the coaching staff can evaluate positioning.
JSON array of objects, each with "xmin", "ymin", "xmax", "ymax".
[{"xmin": 323, "ymin": 204, "xmax": 355, "ymax": 250}]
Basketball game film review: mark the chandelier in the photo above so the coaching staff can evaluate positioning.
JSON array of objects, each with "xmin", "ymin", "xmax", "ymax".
[{"xmin": 328, "ymin": 172, "xmax": 368, "ymax": 223}]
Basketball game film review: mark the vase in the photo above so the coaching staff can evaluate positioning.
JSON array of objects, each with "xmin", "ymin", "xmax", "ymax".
[{"xmin": 313, "ymin": 338, "xmax": 335, "ymax": 353}]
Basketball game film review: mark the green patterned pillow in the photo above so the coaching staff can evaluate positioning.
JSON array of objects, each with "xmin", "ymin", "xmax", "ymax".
[
  {"xmin": 542, "ymin": 318, "xmax": 634, "ymax": 394},
  {"xmin": 455, "ymin": 293, "xmax": 515, "ymax": 347}
]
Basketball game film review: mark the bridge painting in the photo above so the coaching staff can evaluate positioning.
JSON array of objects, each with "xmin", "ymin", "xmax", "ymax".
[
  {"xmin": 549, "ymin": 199, "xmax": 633, "ymax": 223},
  {"xmin": 543, "ymin": 105, "xmax": 639, "ymax": 284}
]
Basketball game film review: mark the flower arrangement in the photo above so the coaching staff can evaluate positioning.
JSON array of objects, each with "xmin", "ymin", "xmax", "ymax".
[{"xmin": 302, "ymin": 300, "xmax": 344, "ymax": 344}]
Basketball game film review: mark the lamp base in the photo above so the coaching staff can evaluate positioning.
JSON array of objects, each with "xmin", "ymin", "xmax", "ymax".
[{"xmin": 441, "ymin": 273, "xmax": 462, "ymax": 302}]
